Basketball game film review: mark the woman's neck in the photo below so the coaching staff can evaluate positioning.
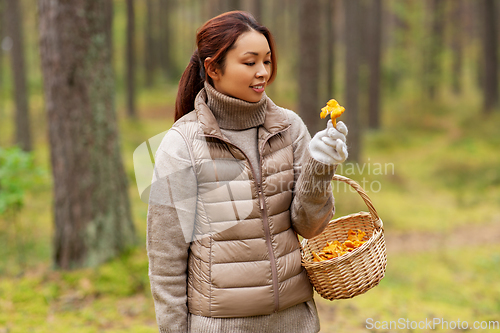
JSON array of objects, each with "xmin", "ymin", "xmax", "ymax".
[{"xmin": 204, "ymin": 81, "xmax": 267, "ymax": 130}]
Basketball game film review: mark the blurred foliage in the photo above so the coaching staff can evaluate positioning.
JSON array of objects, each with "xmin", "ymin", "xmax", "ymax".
[
  {"xmin": 0, "ymin": 248, "xmax": 156, "ymax": 333},
  {"xmin": 0, "ymin": 146, "xmax": 45, "ymax": 214},
  {"xmin": 0, "ymin": 146, "xmax": 47, "ymax": 272}
]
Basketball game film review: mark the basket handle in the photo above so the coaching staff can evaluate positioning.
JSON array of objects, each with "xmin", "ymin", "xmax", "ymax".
[{"xmin": 332, "ymin": 174, "xmax": 383, "ymax": 230}]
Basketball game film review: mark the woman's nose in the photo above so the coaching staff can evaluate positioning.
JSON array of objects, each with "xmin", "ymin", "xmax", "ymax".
[{"xmin": 256, "ymin": 64, "xmax": 269, "ymax": 78}]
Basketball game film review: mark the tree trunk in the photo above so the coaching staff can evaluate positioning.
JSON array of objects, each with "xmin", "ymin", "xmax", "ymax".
[
  {"xmin": 270, "ymin": 0, "xmax": 286, "ymax": 49},
  {"xmin": 298, "ymin": 0, "xmax": 321, "ymax": 135},
  {"xmin": 0, "ymin": 0, "xmax": 5, "ymax": 121},
  {"xmin": 425, "ymin": 0, "xmax": 445, "ymax": 100},
  {"xmin": 208, "ymin": 0, "xmax": 224, "ymax": 19},
  {"xmin": 368, "ymin": 0, "xmax": 382, "ymax": 129},
  {"xmin": 159, "ymin": 0, "xmax": 174, "ymax": 80},
  {"xmin": 250, "ymin": 0, "xmax": 262, "ymax": 22},
  {"xmin": 227, "ymin": 0, "xmax": 241, "ymax": 11},
  {"xmin": 358, "ymin": 0, "xmax": 370, "ymax": 68},
  {"xmin": 144, "ymin": 0, "xmax": 154, "ymax": 87},
  {"xmin": 126, "ymin": 0, "xmax": 136, "ymax": 117},
  {"xmin": 6, "ymin": 0, "xmax": 31, "ymax": 151},
  {"xmin": 152, "ymin": 0, "xmax": 163, "ymax": 79},
  {"xmin": 473, "ymin": 1, "xmax": 485, "ymax": 91},
  {"xmin": 39, "ymin": 0, "xmax": 136, "ymax": 269},
  {"xmin": 450, "ymin": 0, "xmax": 463, "ymax": 95},
  {"xmin": 344, "ymin": 0, "xmax": 361, "ymax": 163},
  {"xmin": 482, "ymin": 0, "xmax": 498, "ymax": 114},
  {"xmin": 325, "ymin": 0, "xmax": 335, "ymax": 99}
]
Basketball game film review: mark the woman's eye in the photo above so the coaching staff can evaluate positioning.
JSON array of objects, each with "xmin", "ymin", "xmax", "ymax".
[
  {"xmin": 245, "ymin": 62, "xmax": 255, "ymax": 66},
  {"xmin": 264, "ymin": 61, "xmax": 272, "ymax": 65}
]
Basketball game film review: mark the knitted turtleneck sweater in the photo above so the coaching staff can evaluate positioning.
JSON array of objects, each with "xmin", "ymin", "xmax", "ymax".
[
  {"xmin": 205, "ymin": 82, "xmax": 265, "ymax": 183},
  {"xmin": 147, "ymin": 82, "xmax": 337, "ymax": 333},
  {"xmin": 205, "ymin": 81, "xmax": 267, "ymax": 130}
]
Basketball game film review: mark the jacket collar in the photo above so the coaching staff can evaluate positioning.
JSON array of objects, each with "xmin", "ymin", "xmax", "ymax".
[{"xmin": 194, "ymin": 87, "xmax": 291, "ymax": 140}]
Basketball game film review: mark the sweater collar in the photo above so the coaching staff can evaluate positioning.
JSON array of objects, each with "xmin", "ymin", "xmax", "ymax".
[
  {"xmin": 195, "ymin": 83, "xmax": 291, "ymax": 139},
  {"xmin": 203, "ymin": 81, "xmax": 267, "ymax": 130}
]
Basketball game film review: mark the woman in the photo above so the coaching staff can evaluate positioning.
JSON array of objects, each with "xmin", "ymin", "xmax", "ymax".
[{"xmin": 147, "ymin": 11, "xmax": 348, "ymax": 333}]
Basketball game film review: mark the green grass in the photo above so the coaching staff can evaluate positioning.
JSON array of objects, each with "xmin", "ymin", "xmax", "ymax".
[{"xmin": 0, "ymin": 248, "xmax": 157, "ymax": 333}]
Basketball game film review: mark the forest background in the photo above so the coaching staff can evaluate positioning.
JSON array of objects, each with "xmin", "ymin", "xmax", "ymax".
[{"xmin": 1, "ymin": 0, "xmax": 500, "ymax": 332}]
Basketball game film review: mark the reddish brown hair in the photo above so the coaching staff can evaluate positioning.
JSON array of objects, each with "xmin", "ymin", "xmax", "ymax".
[{"xmin": 174, "ymin": 11, "xmax": 278, "ymax": 121}]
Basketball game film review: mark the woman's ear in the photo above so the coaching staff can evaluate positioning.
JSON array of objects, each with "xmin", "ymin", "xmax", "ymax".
[{"xmin": 204, "ymin": 57, "xmax": 220, "ymax": 81}]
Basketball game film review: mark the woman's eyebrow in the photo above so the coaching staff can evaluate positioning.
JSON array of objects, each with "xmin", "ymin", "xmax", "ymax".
[{"xmin": 243, "ymin": 51, "xmax": 272, "ymax": 55}]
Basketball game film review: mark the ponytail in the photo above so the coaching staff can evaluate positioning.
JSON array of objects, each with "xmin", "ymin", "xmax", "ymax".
[{"xmin": 174, "ymin": 49, "xmax": 205, "ymax": 121}]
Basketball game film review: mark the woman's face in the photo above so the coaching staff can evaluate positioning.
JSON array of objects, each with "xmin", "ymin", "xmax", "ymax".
[{"xmin": 207, "ymin": 30, "xmax": 272, "ymax": 103}]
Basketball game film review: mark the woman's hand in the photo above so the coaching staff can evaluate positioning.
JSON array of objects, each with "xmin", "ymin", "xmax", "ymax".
[{"xmin": 309, "ymin": 120, "xmax": 348, "ymax": 165}]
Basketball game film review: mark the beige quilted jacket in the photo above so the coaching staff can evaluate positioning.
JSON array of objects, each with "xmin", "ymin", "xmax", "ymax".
[
  {"xmin": 172, "ymin": 92, "xmax": 312, "ymax": 317},
  {"xmin": 147, "ymin": 87, "xmax": 336, "ymax": 332}
]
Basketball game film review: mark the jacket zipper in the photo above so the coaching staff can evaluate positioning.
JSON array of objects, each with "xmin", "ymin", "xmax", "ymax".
[
  {"xmin": 257, "ymin": 185, "xmax": 280, "ymax": 312},
  {"xmin": 202, "ymin": 125, "xmax": 291, "ymax": 313}
]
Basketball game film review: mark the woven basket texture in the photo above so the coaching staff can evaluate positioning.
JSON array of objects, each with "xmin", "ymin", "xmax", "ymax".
[{"xmin": 300, "ymin": 175, "xmax": 387, "ymax": 301}]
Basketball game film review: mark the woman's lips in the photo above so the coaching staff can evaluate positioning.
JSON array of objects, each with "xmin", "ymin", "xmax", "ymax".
[{"xmin": 251, "ymin": 84, "xmax": 265, "ymax": 93}]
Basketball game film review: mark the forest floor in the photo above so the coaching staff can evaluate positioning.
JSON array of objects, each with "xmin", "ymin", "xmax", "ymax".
[
  {"xmin": 384, "ymin": 220, "xmax": 500, "ymax": 254},
  {"xmin": 1, "ymin": 221, "xmax": 499, "ymax": 333}
]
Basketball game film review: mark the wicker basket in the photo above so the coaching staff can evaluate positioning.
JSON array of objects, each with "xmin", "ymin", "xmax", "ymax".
[{"xmin": 300, "ymin": 174, "xmax": 387, "ymax": 301}]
